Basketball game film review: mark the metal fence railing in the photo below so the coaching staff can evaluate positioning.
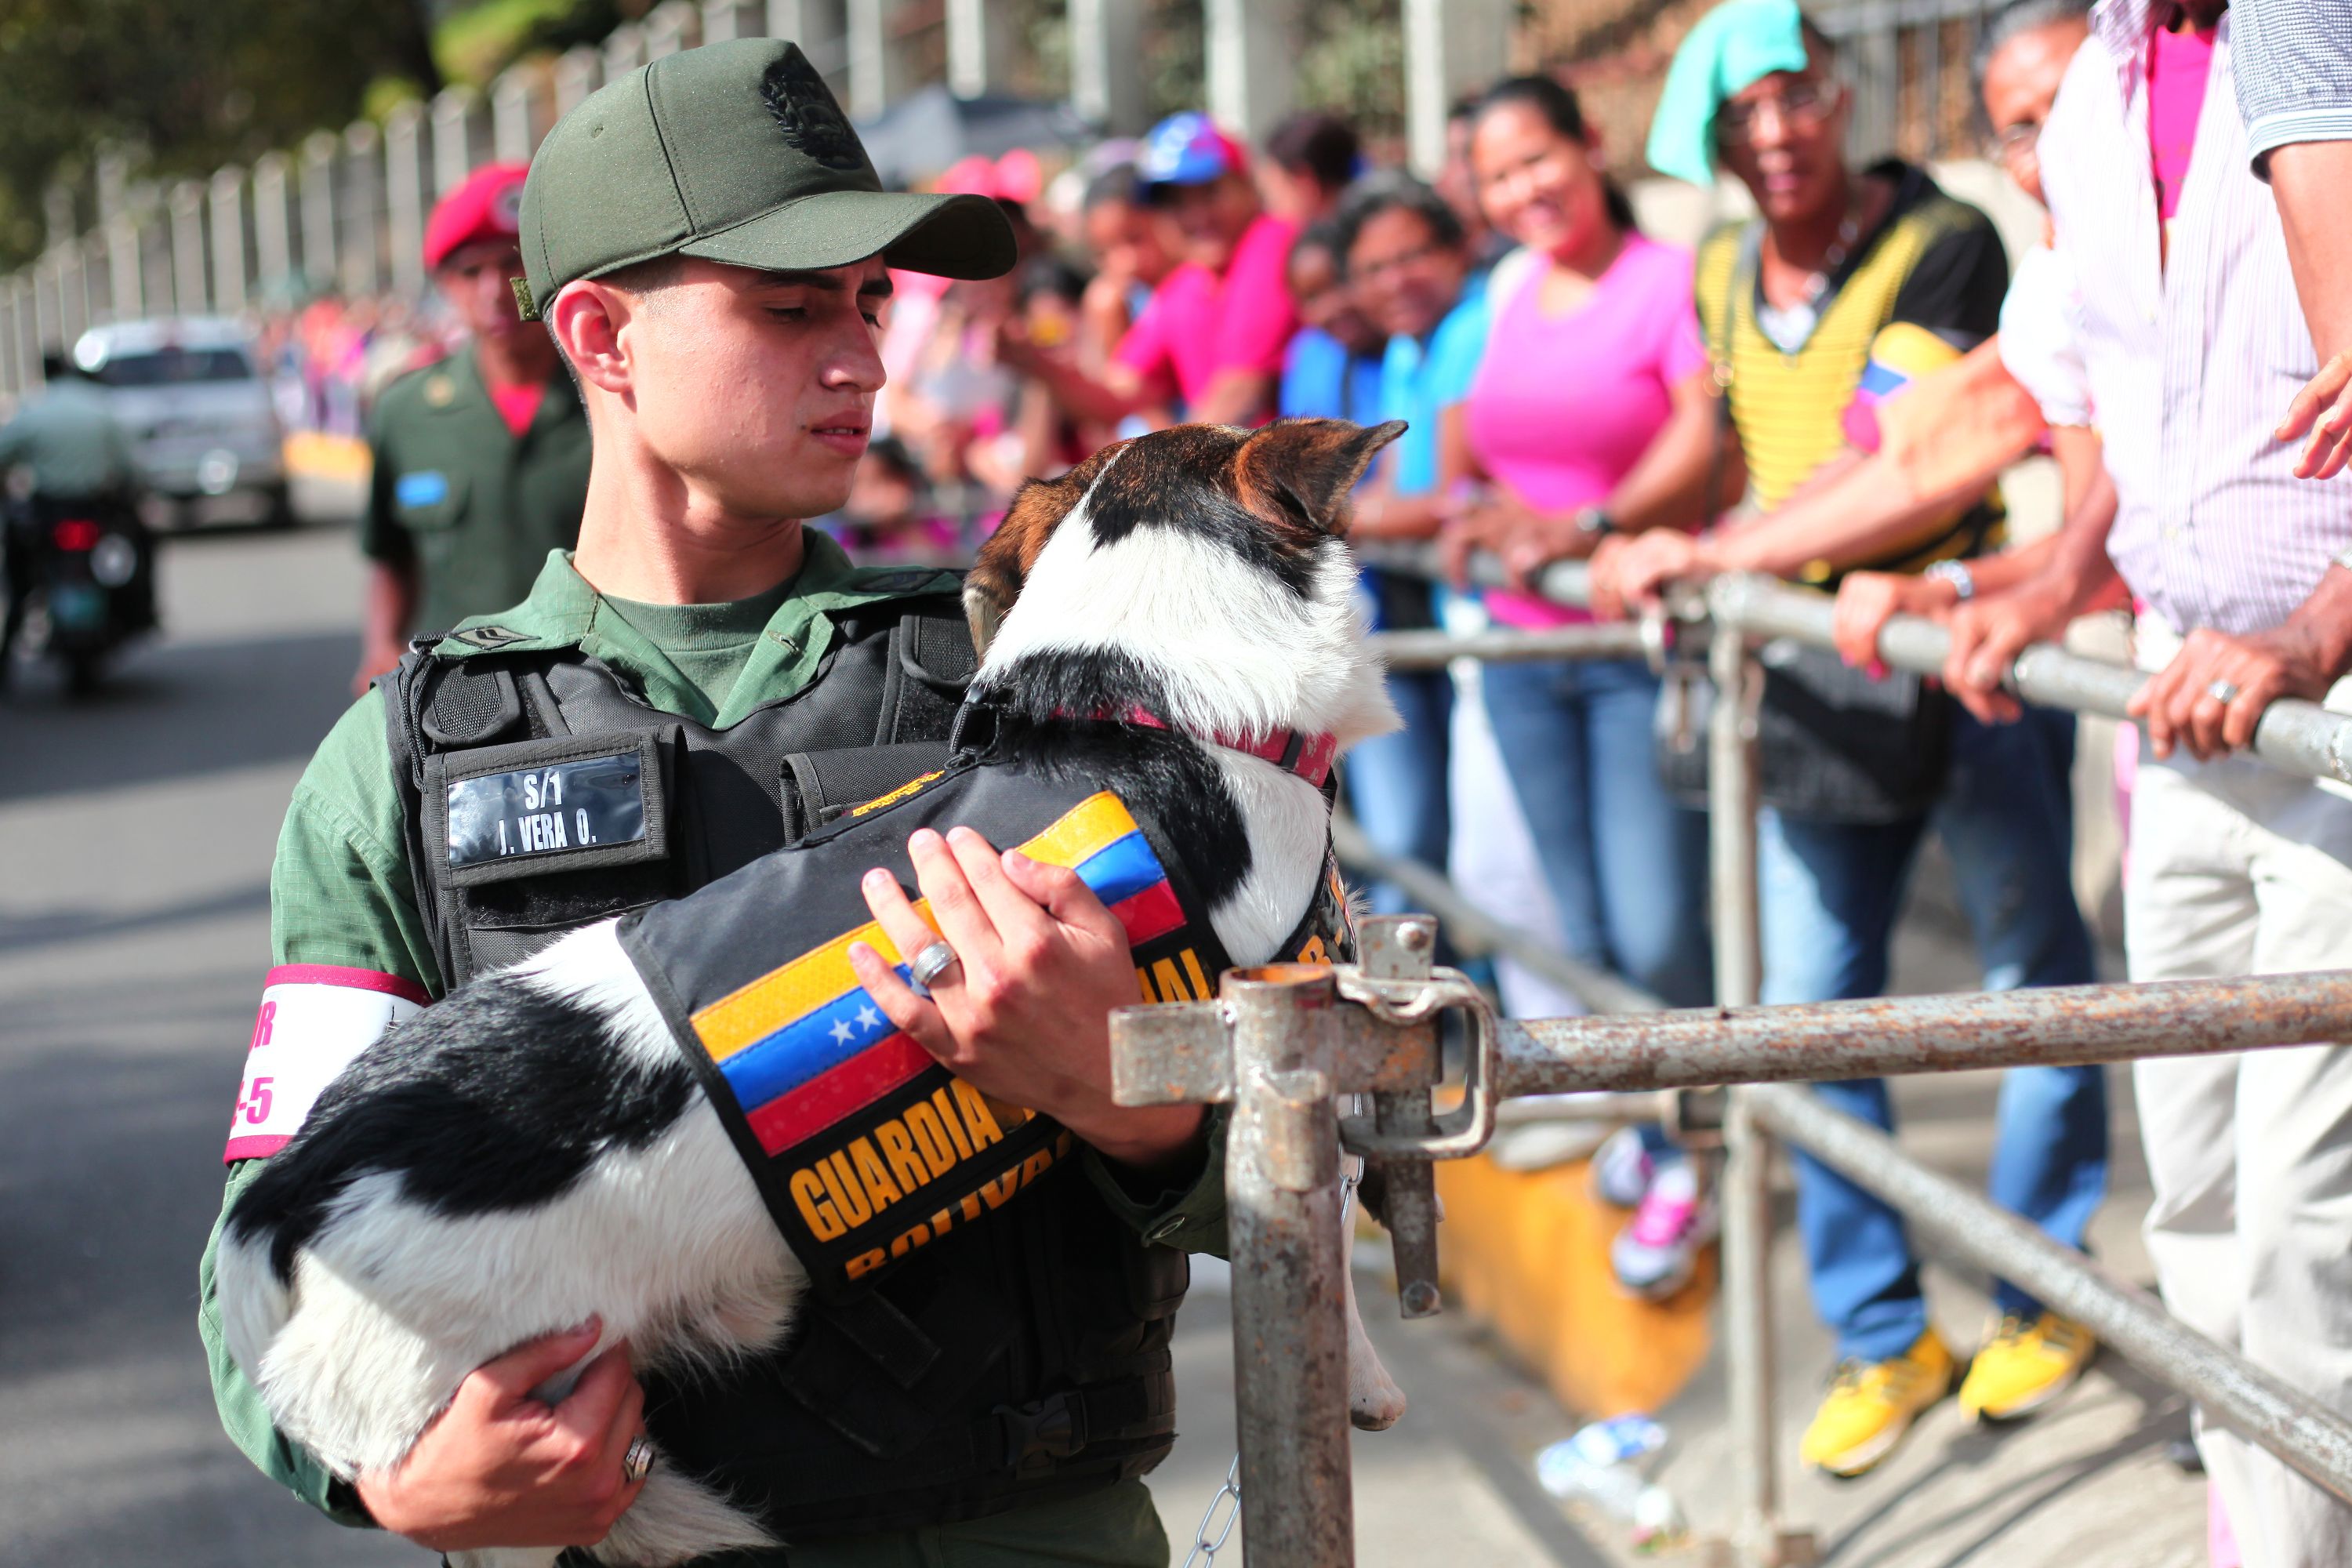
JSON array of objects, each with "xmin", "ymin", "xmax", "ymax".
[{"xmin": 1114, "ymin": 543, "xmax": 2352, "ymax": 1565}]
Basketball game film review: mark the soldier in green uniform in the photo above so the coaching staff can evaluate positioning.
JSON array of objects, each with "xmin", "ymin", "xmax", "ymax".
[
  {"xmin": 201, "ymin": 40, "xmax": 1223, "ymax": 1567},
  {"xmin": 354, "ymin": 162, "xmax": 593, "ymax": 695}
]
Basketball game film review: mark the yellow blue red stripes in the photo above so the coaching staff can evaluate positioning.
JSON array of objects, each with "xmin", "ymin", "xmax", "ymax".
[{"xmin": 692, "ymin": 792, "xmax": 1183, "ymax": 1153}]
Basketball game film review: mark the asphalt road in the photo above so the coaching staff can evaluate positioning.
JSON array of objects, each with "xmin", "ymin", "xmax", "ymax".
[{"xmin": 0, "ymin": 519, "xmax": 413, "ymax": 1566}]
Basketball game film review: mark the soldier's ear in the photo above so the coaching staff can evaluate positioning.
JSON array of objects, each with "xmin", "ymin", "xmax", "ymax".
[
  {"xmin": 546, "ymin": 280, "xmax": 633, "ymax": 397},
  {"xmin": 1235, "ymin": 419, "xmax": 1409, "ymax": 537}
]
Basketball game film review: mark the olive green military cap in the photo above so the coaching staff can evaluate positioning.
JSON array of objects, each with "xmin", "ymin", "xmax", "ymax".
[{"xmin": 516, "ymin": 38, "xmax": 1015, "ymax": 318}]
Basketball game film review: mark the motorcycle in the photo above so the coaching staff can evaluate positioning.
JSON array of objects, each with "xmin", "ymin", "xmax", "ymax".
[{"xmin": 4, "ymin": 492, "xmax": 156, "ymax": 695}]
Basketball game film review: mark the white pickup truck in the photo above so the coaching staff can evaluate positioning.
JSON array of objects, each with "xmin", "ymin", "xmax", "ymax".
[{"xmin": 72, "ymin": 317, "xmax": 290, "ymax": 528}]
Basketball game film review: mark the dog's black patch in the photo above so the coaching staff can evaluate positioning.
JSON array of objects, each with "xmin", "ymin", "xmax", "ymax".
[
  {"xmin": 1080, "ymin": 432, "xmax": 1321, "ymax": 601},
  {"xmin": 971, "ymin": 644, "xmax": 1170, "ymax": 730},
  {"xmin": 227, "ymin": 980, "xmax": 694, "ymax": 1286},
  {"xmin": 981, "ymin": 695, "xmax": 1252, "ymax": 910}
]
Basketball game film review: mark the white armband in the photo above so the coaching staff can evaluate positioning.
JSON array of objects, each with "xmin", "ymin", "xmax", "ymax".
[{"xmin": 223, "ymin": 965, "xmax": 428, "ymax": 1162}]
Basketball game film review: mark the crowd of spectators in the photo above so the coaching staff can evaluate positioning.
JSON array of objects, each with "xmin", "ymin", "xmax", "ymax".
[{"xmin": 238, "ymin": 2, "xmax": 2352, "ymax": 1554}]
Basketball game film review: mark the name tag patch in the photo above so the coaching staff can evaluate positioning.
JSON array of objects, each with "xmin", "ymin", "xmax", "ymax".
[
  {"xmin": 225, "ymin": 966, "xmax": 427, "ymax": 1161},
  {"xmin": 447, "ymin": 753, "xmax": 647, "ymax": 869}
]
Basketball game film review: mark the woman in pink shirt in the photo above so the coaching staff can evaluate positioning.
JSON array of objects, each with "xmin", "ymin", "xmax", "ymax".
[{"xmin": 1440, "ymin": 76, "xmax": 1721, "ymax": 1019}]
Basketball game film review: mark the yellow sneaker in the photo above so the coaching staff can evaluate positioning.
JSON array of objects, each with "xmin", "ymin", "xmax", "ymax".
[
  {"xmin": 1798, "ymin": 1330, "xmax": 1955, "ymax": 1477},
  {"xmin": 1958, "ymin": 1312, "xmax": 2095, "ymax": 1422}
]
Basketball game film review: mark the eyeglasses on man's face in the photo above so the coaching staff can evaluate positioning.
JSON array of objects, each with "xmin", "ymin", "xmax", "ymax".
[
  {"xmin": 1716, "ymin": 78, "xmax": 1843, "ymax": 142},
  {"xmin": 1991, "ymin": 118, "xmax": 2043, "ymax": 163}
]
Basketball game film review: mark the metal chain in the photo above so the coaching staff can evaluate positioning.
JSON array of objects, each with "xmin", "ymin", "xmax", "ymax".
[
  {"xmin": 1181, "ymin": 1452, "xmax": 1243, "ymax": 1568},
  {"xmin": 1181, "ymin": 1166, "xmax": 1363, "ymax": 1567}
]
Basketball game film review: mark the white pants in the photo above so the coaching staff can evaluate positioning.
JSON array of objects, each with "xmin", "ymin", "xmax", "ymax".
[{"xmin": 2127, "ymin": 746, "xmax": 2352, "ymax": 1567}]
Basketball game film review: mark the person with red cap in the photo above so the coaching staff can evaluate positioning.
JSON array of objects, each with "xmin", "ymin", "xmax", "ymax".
[{"xmin": 353, "ymin": 162, "xmax": 592, "ymax": 694}]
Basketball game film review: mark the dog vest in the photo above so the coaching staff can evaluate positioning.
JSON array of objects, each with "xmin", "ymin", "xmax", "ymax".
[{"xmin": 619, "ymin": 755, "xmax": 1352, "ymax": 1300}]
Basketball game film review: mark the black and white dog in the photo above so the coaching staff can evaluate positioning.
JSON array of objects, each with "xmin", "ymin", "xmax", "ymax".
[{"xmin": 215, "ymin": 416, "xmax": 1410, "ymax": 1568}]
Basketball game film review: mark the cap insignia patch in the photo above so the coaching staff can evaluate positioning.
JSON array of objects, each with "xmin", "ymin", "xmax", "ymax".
[
  {"xmin": 760, "ymin": 50, "xmax": 865, "ymax": 172},
  {"xmin": 424, "ymin": 375, "xmax": 456, "ymax": 408}
]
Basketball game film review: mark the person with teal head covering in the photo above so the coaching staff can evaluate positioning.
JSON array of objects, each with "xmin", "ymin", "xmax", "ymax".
[{"xmin": 1644, "ymin": 0, "xmax": 1811, "ymax": 185}]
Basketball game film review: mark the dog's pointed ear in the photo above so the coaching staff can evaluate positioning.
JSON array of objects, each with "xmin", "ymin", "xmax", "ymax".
[
  {"xmin": 964, "ymin": 535, "xmax": 1025, "ymax": 658},
  {"xmin": 1237, "ymin": 418, "xmax": 1410, "ymax": 535},
  {"xmin": 964, "ymin": 474, "xmax": 1065, "ymax": 657},
  {"xmin": 963, "ymin": 575, "xmax": 1010, "ymax": 659}
]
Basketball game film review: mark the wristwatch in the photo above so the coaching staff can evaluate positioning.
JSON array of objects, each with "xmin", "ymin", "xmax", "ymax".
[
  {"xmin": 1573, "ymin": 506, "xmax": 1616, "ymax": 539},
  {"xmin": 1926, "ymin": 559, "xmax": 1976, "ymax": 601}
]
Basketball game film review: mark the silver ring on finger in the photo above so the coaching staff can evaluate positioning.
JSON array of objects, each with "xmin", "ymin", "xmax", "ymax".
[
  {"xmin": 2208, "ymin": 679, "xmax": 2241, "ymax": 704},
  {"xmin": 909, "ymin": 939, "xmax": 961, "ymax": 993},
  {"xmin": 621, "ymin": 1434, "xmax": 655, "ymax": 1486}
]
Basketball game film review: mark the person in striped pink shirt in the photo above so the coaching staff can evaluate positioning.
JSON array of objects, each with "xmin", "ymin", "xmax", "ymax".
[{"xmin": 1944, "ymin": 4, "xmax": 2352, "ymax": 1560}]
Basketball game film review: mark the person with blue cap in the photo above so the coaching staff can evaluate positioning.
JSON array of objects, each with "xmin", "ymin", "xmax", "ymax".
[
  {"xmin": 1590, "ymin": 0, "xmax": 2104, "ymax": 1480},
  {"xmin": 1003, "ymin": 112, "xmax": 1298, "ymax": 429}
]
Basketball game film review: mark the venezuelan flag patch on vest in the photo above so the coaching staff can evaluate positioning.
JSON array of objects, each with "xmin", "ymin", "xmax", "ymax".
[{"xmin": 619, "ymin": 758, "xmax": 1347, "ymax": 1298}]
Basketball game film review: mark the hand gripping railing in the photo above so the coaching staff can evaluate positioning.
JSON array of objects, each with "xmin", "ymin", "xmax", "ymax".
[{"xmin": 1110, "ymin": 542, "xmax": 2352, "ymax": 1565}]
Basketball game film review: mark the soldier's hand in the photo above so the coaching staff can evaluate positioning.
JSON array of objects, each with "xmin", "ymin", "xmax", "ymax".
[
  {"xmin": 354, "ymin": 1319, "xmax": 648, "ymax": 1552},
  {"xmin": 848, "ymin": 826, "xmax": 1205, "ymax": 1174}
]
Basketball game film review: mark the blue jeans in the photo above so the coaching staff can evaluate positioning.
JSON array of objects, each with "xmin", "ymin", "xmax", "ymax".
[
  {"xmin": 1481, "ymin": 656, "xmax": 1713, "ymax": 1007},
  {"xmin": 1762, "ymin": 704, "xmax": 2108, "ymax": 1362},
  {"xmin": 1345, "ymin": 669, "xmax": 1452, "ymax": 916}
]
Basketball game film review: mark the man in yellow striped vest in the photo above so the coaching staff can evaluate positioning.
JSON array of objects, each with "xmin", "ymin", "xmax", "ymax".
[{"xmin": 1591, "ymin": 0, "xmax": 2104, "ymax": 1480}]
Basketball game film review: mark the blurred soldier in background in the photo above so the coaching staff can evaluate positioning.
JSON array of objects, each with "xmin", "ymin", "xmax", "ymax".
[
  {"xmin": 0, "ymin": 350, "xmax": 144, "ymax": 690},
  {"xmin": 352, "ymin": 162, "xmax": 592, "ymax": 694}
]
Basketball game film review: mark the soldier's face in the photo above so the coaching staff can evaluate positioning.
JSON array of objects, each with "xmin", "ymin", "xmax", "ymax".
[
  {"xmin": 437, "ymin": 242, "xmax": 532, "ymax": 343},
  {"xmin": 611, "ymin": 256, "xmax": 891, "ymax": 520}
]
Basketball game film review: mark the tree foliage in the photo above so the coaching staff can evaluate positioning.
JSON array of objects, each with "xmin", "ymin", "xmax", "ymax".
[{"xmin": 0, "ymin": 0, "xmax": 440, "ymax": 268}]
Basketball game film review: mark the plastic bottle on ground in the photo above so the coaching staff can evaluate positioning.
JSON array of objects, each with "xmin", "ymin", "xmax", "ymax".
[{"xmin": 1535, "ymin": 1415, "xmax": 1687, "ymax": 1552}]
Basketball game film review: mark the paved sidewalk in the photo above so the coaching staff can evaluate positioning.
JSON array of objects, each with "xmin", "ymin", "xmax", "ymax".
[{"xmin": 1627, "ymin": 1060, "xmax": 2208, "ymax": 1568}]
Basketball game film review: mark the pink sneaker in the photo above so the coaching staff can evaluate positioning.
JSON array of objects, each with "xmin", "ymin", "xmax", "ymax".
[{"xmin": 1610, "ymin": 1161, "xmax": 1717, "ymax": 1300}]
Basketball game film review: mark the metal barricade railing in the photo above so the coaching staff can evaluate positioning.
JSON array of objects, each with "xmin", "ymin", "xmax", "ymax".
[{"xmin": 1116, "ymin": 543, "xmax": 2352, "ymax": 1565}]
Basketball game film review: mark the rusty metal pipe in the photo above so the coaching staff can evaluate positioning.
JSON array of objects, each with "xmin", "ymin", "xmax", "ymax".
[
  {"xmin": 1497, "ymin": 971, "xmax": 2352, "ymax": 1097},
  {"xmin": 1222, "ymin": 967, "xmax": 1355, "ymax": 1566},
  {"xmin": 1747, "ymin": 1083, "xmax": 2352, "ymax": 1503},
  {"xmin": 1704, "ymin": 622, "xmax": 1793, "ymax": 1566},
  {"xmin": 1493, "ymin": 1090, "xmax": 1672, "ymax": 1127}
]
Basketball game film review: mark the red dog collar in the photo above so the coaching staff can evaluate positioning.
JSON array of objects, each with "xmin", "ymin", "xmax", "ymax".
[{"xmin": 1062, "ymin": 707, "xmax": 1338, "ymax": 788}]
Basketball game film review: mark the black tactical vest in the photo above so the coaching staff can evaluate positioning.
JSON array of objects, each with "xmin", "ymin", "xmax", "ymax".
[{"xmin": 379, "ymin": 590, "xmax": 1195, "ymax": 1539}]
